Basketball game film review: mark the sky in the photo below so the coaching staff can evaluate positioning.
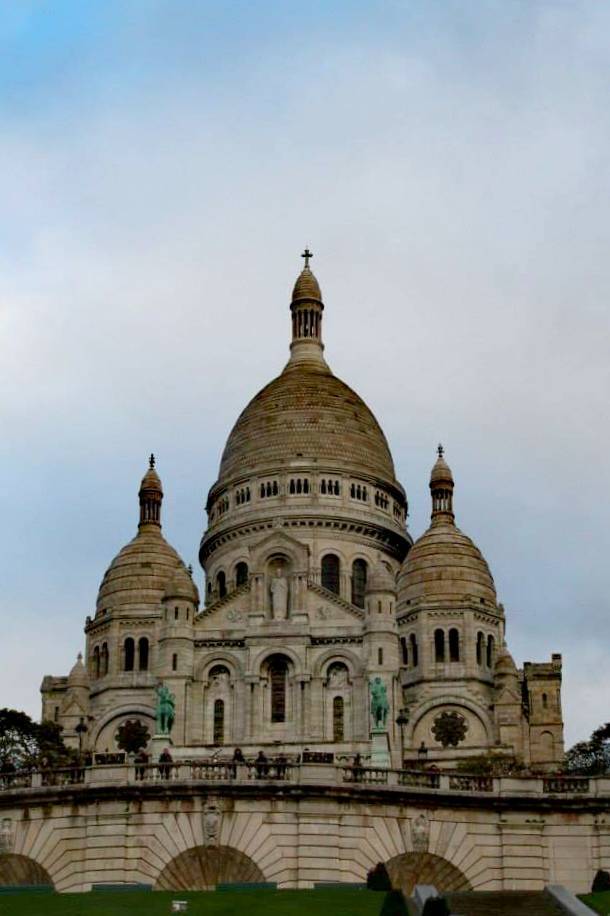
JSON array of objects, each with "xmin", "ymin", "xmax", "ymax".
[{"xmin": 1, "ymin": 0, "xmax": 609, "ymax": 747}]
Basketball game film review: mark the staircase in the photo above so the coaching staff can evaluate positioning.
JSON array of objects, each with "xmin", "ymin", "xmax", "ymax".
[{"xmin": 447, "ymin": 890, "xmax": 564, "ymax": 916}]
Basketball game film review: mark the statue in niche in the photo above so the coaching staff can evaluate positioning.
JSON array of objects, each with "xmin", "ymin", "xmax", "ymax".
[
  {"xmin": 328, "ymin": 663, "xmax": 348, "ymax": 688},
  {"xmin": 270, "ymin": 567, "xmax": 289, "ymax": 620},
  {"xmin": 155, "ymin": 684, "xmax": 175, "ymax": 736},
  {"xmin": 0, "ymin": 818, "xmax": 13, "ymax": 853}
]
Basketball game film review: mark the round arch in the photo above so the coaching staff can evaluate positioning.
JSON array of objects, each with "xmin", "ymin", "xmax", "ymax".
[
  {"xmin": 0, "ymin": 854, "xmax": 54, "ymax": 888},
  {"xmin": 154, "ymin": 844, "xmax": 265, "ymax": 891},
  {"xmin": 251, "ymin": 645, "xmax": 303, "ymax": 676},
  {"xmin": 407, "ymin": 697, "xmax": 494, "ymax": 745},
  {"xmin": 195, "ymin": 651, "xmax": 245, "ymax": 682},
  {"xmin": 386, "ymin": 851, "xmax": 471, "ymax": 895},
  {"xmin": 312, "ymin": 646, "xmax": 365, "ymax": 679},
  {"xmin": 90, "ymin": 704, "xmax": 156, "ymax": 748}
]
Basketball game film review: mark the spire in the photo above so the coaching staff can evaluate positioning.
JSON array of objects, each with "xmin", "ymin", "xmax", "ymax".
[
  {"xmin": 430, "ymin": 443, "xmax": 454, "ymax": 523},
  {"xmin": 139, "ymin": 455, "xmax": 163, "ymax": 529},
  {"xmin": 286, "ymin": 249, "xmax": 328, "ymax": 371}
]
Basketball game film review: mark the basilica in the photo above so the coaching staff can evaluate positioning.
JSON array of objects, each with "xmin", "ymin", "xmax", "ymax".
[{"xmin": 41, "ymin": 256, "xmax": 564, "ymax": 771}]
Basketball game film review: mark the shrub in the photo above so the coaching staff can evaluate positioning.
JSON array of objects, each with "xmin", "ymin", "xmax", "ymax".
[
  {"xmin": 367, "ymin": 862, "xmax": 392, "ymax": 890},
  {"xmin": 592, "ymin": 869, "xmax": 610, "ymax": 892},
  {"xmin": 380, "ymin": 889, "xmax": 409, "ymax": 916},
  {"xmin": 422, "ymin": 897, "xmax": 450, "ymax": 916}
]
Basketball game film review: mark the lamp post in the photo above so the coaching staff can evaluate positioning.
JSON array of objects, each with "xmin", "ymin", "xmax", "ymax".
[
  {"xmin": 75, "ymin": 717, "xmax": 88, "ymax": 761},
  {"xmin": 395, "ymin": 710, "xmax": 409, "ymax": 769},
  {"xmin": 417, "ymin": 741, "xmax": 428, "ymax": 768}
]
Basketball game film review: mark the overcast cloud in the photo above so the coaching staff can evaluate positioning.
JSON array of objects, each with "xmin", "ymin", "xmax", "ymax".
[{"xmin": 0, "ymin": 1, "xmax": 609, "ymax": 746}]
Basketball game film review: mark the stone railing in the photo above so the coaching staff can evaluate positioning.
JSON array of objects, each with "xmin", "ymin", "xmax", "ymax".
[{"xmin": 0, "ymin": 764, "xmax": 604, "ymax": 800}]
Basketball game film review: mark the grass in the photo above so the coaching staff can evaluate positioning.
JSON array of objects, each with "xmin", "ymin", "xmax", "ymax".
[
  {"xmin": 0, "ymin": 888, "xmax": 383, "ymax": 916},
  {"xmin": 581, "ymin": 891, "xmax": 610, "ymax": 914}
]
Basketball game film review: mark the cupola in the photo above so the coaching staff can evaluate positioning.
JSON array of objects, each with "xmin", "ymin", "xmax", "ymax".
[
  {"xmin": 287, "ymin": 248, "xmax": 327, "ymax": 370},
  {"xmin": 139, "ymin": 454, "xmax": 163, "ymax": 528}
]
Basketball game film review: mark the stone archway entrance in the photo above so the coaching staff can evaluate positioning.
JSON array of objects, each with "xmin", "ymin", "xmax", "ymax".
[
  {"xmin": 154, "ymin": 845, "xmax": 265, "ymax": 890},
  {"xmin": 386, "ymin": 852, "xmax": 471, "ymax": 895},
  {"xmin": 0, "ymin": 854, "xmax": 53, "ymax": 888}
]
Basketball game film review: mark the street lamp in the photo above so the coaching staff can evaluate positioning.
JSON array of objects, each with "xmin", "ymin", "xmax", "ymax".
[
  {"xmin": 75, "ymin": 717, "xmax": 88, "ymax": 760},
  {"xmin": 395, "ymin": 710, "xmax": 409, "ymax": 769},
  {"xmin": 417, "ymin": 741, "xmax": 428, "ymax": 767}
]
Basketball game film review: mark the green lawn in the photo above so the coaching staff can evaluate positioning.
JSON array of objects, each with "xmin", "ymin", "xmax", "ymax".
[
  {"xmin": 581, "ymin": 891, "xmax": 610, "ymax": 914},
  {"xmin": 0, "ymin": 888, "xmax": 383, "ymax": 916}
]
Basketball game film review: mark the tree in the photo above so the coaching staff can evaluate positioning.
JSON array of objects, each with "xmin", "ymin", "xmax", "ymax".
[
  {"xmin": 116, "ymin": 719, "xmax": 150, "ymax": 754},
  {"xmin": 0, "ymin": 708, "xmax": 74, "ymax": 771},
  {"xmin": 564, "ymin": 723, "xmax": 610, "ymax": 776}
]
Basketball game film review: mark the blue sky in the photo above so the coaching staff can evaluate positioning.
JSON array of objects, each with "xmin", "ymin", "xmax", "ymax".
[{"xmin": 1, "ymin": 1, "xmax": 609, "ymax": 746}]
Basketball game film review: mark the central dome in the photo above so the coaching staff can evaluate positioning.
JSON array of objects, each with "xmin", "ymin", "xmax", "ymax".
[{"xmin": 218, "ymin": 363, "xmax": 396, "ymax": 483}]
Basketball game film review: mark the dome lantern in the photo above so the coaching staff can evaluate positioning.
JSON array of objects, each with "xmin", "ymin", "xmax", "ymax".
[
  {"xmin": 287, "ymin": 248, "xmax": 327, "ymax": 371},
  {"xmin": 430, "ymin": 444, "xmax": 454, "ymax": 524},
  {"xmin": 139, "ymin": 454, "xmax": 163, "ymax": 529}
]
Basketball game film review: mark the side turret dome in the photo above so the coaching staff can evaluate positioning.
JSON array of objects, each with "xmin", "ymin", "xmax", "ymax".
[
  {"xmin": 67, "ymin": 652, "xmax": 89, "ymax": 687},
  {"xmin": 164, "ymin": 564, "xmax": 200, "ymax": 604},
  {"xmin": 398, "ymin": 447, "xmax": 496, "ymax": 606},
  {"xmin": 366, "ymin": 562, "xmax": 397, "ymax": 594},
  {"xmin": 96, "ymin": 457, "xmax": 186, "ymax": 615}
]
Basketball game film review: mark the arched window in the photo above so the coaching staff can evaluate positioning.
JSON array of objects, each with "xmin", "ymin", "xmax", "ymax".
[
  {"xmin": 321, "ymin": 554, "xmax": 340, "ymax": 595},
  {"xmin": 172, "ymin": 653, "xmax": 178, "ymax": 672},
  {"xmin": 217, "ymin": 570, "xmax": 226, "ymax": 599},
  {"xmin": 101, "ymin": 642, "xmax": 109, "ymax": 676},
  {"xmin": 486, "ymin": 634, "xmax": 495, "ymax": 667},
  {"xmin": 378, "ymin": 647, "xmax": 383, "ymax": 665},
  {"xmin": 93, "ymin": 646, "xmax": 100, "ymax": 679},
  {"xmin": 235, "ymin": 562, "xmax": 248, "ymax": 587},
  {"xmin": 476, "ymin": 632, "xmax": 484, "ymax": 665},
  {"xmin": 210, "ymin": 664, "xmax": 230, "ymax": 681},
  {"xmin": 449, "ymin": 628, "xmax": 460, "ymax": 662},
  {"xmin": 542, "ymin": 692, "xmax": 548, "ymax": 709},
  {"xmin": 124, "ymin": 637, "xmax": 135, "ymax": 672},
  {"xmin": 351, "ymin": 559, "xmax": 367, "ymax": 608},
  {"xmin": 434, "ymin": 629, "xmax": 445, "ymax": 663},
  {"xmin": 333, "ymin": 696, "xmax": 344, "ymax": 742},
  {"xmin": 321, "ymin": 479, "xmax": 327, "ymax": 494},
  {"xmin": 410, "ymin": 634, "xmax": 418, "ymax": 667},
  {"xmin": 206, "ymin": 581, "xmax": 212, "ymax": 599},
  {"xmin": 213, "ymin": 699, "xmax": 224, "ymax": 745},
  {"xmin": 268, "ymin": 655, "xmax": 288, "ymax": 723},
  {"xmin": 401, "ymin": 637, "xmax": 409, "ymax": 666},
  {"xmin": 138, "ymin": 637, "xmax": 149, "ymax": 671}
]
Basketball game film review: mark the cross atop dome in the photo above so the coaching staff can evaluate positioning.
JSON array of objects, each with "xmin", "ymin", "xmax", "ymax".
[
  {"xmin": 149, "ymin": 453, "xmax": 156, "ymax": 469},
  {"xmin": 301, "ymin": 247, "xmax": 313, "ymax": 268}
]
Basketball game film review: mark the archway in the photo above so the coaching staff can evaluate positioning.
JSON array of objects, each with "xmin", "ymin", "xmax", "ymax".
[
  {"xmin": 0, "ymin": 854, "xmax": 54, "ymax": 888},
  {"xmin": 386, "ymin": 852, "xmax": 471, "ymax": 895},
  {"xmin": 154, "ymin": 845, "xmax": 265, "ymax": 890}
]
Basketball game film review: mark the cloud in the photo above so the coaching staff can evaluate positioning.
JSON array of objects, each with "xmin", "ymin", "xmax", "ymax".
[{"xmin": 1, "ymin": 1, "xmax": 608, "ymax": 745}]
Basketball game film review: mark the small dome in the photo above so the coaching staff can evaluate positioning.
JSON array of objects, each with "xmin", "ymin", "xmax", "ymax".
[
  {"xmin": 292, "ymin": 267, "xmax": 322, "ymax": 304},
  {"xmin": 494, "ymin": 645, "xmax": 518, "ymax": 678},
  {"xmin": 366, "ymin": 562, "xmax": 397, "ymax": 594},
  {"xmin": 164, "ymin": 564, "xmax": 199, "ymax": 603},
  {"xmin": 140, "ymin": 455, "xmax": 163, "ymax": 495},
  {"xmin": 398, "ymin": 521, "xmax": 496, "ymax": 605},
  {"xmin": 430, "ymin": 446, "xmax": 453, "ymax": 487},
  {"xmin": 67, "ymin": 653, "xmax": 88, "ymax": 687},
  {"xmin": 97, "ymin": 527, "xmax": 183, "ymax": 614}
]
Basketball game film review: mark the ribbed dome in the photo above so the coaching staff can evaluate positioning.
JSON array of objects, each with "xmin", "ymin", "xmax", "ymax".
[
  {"xmin": 292, "ymin": 267, "xmax": 322, "ymax": 303},
  {"xmin": 96, "ymin": 527, "xmax": 183, "ymax": 614},
  {"xmin": 494, "ymin": 645, "xmax": 518, "ymax": 677},
  {"xmin": 366, "ymin": 562, "xmax": 397, "ymax": 594},
  {"xmin": 398, "ymin": 520, "xmax": 496, "ymax": 605},
  {"xmin": 67, "ymin": 653, "xmax": 88, "ymax": 687},
  {"xmin": 217, "ymin": 365, "xmax": 396, "ymax": 483},
  {"xmin": 164, "ymin": 564, "xmax": 199, "ymax": 603}
]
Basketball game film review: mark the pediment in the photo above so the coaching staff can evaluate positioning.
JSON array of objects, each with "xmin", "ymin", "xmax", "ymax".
[{"xmin": 249, "ymin": 528, "xmax": 310, "ymax": 569}]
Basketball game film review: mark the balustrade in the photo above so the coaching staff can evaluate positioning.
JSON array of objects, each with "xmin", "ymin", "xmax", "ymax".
[
  {"xmin": 398, "ymin": 769, "xmax": 441, "ymax": 789},
  {"xmin": 448, "ymin": 774, "xmax": 494, "ymax": 792},
  {"xmin": 543, "ymin": 776, "xmax": 590, "ymax": 794}
]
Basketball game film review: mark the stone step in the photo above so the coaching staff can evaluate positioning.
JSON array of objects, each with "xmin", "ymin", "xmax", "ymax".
[{"xmin": 447, "ymin": 890, "xmax": 564, "ymax": 916}]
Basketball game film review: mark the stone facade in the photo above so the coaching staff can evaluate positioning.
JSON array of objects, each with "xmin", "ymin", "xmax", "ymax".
[
  {"xmin": 0, "ymin": 769, "xmax": 608, "ymax": 893},
  {"xmin": 41, "ymin": 258, "xmax": 564, "ymax": 772}
]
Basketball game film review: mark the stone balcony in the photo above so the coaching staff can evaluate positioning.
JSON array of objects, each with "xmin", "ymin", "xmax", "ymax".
[{"xmin": 0, "ymin": 762, "xmax": 604, "ymax": 802}]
